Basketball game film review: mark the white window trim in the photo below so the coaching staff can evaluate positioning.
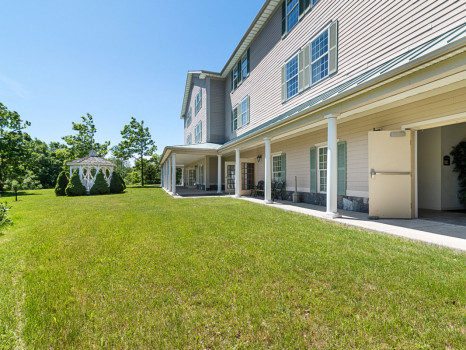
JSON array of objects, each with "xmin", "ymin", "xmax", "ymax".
[
  {"xmin": 232, "ymin": 96, "xmax": 250, "ymax": 131},
  {"xmin": 285, "ymin": 0, "xmax": 299, "ymax": 34},
  {"xmin": 285, "ymin": 53, "xmax": 299, "ymax": 100},
  {"xmin": 194, "ymin": 90, "xmax": 202, "ymax": 115},
  {"xmin": 272, "ymin": 154, "xmax": 283, "ymax": 182},
  {"xmin": 317, "ymin": 146, "xmax": 328, "ymax": 194},
  {"xmin": 309, "ymin": 24, "xmax": 331, "ymax": 86}
]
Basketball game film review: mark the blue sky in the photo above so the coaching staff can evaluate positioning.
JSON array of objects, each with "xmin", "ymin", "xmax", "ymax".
[{"xmin": 0, "ymin": 0, "xmax": 264, "ymax": 153}]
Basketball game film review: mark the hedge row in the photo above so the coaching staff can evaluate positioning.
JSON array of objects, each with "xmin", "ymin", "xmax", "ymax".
[{"xmin": 55, "ymin": 170, "xmax": 126, "ymax": 197}]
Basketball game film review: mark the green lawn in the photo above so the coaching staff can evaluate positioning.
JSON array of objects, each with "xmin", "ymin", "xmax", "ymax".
[{"xmin": 0, "ymin": 188, "xmax": 464, "ymax": 349}]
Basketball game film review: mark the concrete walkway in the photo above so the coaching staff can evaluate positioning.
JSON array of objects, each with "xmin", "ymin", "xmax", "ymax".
[
  {"xmin": 238, "ymin": 196, "xmax": 466, "ymax": 252},
  {"xmin": 164, "ymin": 187, "xmax": 466, "ymax": 252}
]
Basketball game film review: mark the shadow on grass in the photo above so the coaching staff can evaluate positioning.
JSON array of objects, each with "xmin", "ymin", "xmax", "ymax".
[
  {"xmin": 1, "ymin": 191, "xmax": 42, "ymax": 198},
  {"xmin": 127, "ymin": 184, "xmax": 161, "ymax": 189}
]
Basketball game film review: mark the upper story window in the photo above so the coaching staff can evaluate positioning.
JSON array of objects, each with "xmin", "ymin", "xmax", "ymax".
[
  {"xmin": 194, "ymin": 90, "xmax": 202, "ymax": 115},
  {"xmin": 311, "ymin": 29, "xmax": 329, "ymax": 84},
  {"xmin": 186, "ymin": 133, "xmax": 192, "ymax": 145},
  {"xmin": 231, "ymin": 96, "xmax": 250, "ymax": 132},
  {"xmin": 285, "ymin": 55, "xmax": 299, "ymax": 99},
  {"xmin": 281, "ymin": 21, "xmax": 338, "ymax": 103},
  {"xmin": 194, "ymin": 121, "xmax": 202, "ymax": 143},
  {"xmin": 231, "ymin": 49, "xmax": 250, "ymax": 92},
  {"xmin": 282, "ymin": 1, "xmax": 320, "ymax": 37},
  {"xmin": 186, "ymin": 108, "xmax": 192, "ymax": 128}
]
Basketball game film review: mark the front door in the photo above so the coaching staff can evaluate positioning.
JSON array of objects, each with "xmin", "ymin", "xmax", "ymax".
[
  {"xmin": 368, "ymin": 130, "xmax": 414, "ymax": 219},
  {"xmin": 225, "ymin": 162, "xmax": 235, "ymax": 194}
]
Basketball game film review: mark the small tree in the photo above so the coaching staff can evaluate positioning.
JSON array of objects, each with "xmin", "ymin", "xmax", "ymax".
[
  {"xmin": 65, "ymin": 171, "xmax": 86, "ymax": 196},
  {"xmin": 55, "ymin": 171, "xmax": 69, "ymax": 196},
  {"xmin": 110, "ymin": 171, "xmax": 125, "ymax": 193},
  {"xmin": 450, "ymin": 141, "xmax": 466, "ymax": 204},
  {"xmin": 90, "ymin": 169, "xmax": 110, "ymax": 195},
  {"xmin": 115, "ymin": 117, "xmax": 156, "ymax": 187}
]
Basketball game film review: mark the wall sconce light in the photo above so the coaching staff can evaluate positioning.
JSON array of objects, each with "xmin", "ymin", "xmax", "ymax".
[{"xmin": 257, "ymin": 154, "xmax": 262, "ymax": 163}]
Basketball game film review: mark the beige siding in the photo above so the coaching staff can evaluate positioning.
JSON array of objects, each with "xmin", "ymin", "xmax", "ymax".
[
  {"xmin": 208, "ymin": 79, "xmax": 226, "ymax": 143},
  {"xmin": 224, "ymin": 0, "xmax": 466, "ymax": 142}
]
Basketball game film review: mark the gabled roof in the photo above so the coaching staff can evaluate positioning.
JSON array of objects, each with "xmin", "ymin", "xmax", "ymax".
[{"xmin": 180, "ymin": 0, "xmax": 281, "ymax": 118}]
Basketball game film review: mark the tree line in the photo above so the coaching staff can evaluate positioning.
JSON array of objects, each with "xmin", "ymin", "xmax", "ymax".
[{"xmin": 0, "ymin": 102, "xmax": 160, "ymax": 191}]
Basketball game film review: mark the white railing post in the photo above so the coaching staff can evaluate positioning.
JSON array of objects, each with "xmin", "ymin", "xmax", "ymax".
[
  {"xmin": 325, "ymin": 115, "xmax": 341, "ymax": 218},
  {"xmin": 235, "ymin": 149, "xmax": 240, "ymax": 198},
  {"xmin": 264, "ymin": 137, "xmax": 272, "ymax": 204},
  {"xmin": 217, "ymin": 155, "xmax": 222, "ymax": 194}
]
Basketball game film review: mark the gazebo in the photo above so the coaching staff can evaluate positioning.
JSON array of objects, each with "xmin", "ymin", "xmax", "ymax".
[{"xmin": 67, "ymin": 150, "xmax": 115, "ymax": 192}]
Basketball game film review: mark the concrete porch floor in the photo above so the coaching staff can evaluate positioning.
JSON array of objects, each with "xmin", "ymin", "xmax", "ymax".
[{"xmin": 164, "ymin": 187, "xmax": 466, "ymax": 251}]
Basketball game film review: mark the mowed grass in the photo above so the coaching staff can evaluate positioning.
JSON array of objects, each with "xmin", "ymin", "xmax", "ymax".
[{"xmin": 0, "ymin": 188, "xmax": 465, "ymax": 349}]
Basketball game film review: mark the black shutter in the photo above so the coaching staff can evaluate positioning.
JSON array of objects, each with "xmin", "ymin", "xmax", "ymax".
[
  {"xmin": 247, "ymin": 48, "xmax": 250, "ymax": 75},
  {"xmin": 299, "ymin": 0, "xmax": 304, "ymax": 16},
  {"xmin": 230, "ymin": 70, "xmax": 234, "ymax": 92},
  {"xmin": 237, "ymin": 62, "xmax": 242, "ymax": 82},
  {"xmin": 281, "ymin": 1, "xmax": 286, "ymax": 35}
]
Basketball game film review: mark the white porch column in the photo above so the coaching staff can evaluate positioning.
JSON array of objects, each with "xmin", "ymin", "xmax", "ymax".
[
  {"xmin": 235, "ymin": 148, "xmax": 240, "ymax": 198},
  {"xmin": 264, "ymin": 137, "xmax": 272, "ymax": 204},
  {"xmin": 171, "ymin": 153, "xmax": 176, "ymax": 194},
  {"xmin": 325, "ymin": 115, "xmax": 341, "ymax": 218},
  {"xmin": 217, "ymin": 155, "xmax": 222, "ymax": 194},
  {"xmin": 161, "ymin": 164, "xmax": 164, "ymax": 188},
  {"xmin": 167, "ymin": 158, "xmax": 172, "ymax": 193},
  {"xmin": 181, "ymin": 168, "xmax": 184, "ymax": 186},
  {"xmin": 162, "ymin": 164, "xmax": 165, "ymax": 189}
]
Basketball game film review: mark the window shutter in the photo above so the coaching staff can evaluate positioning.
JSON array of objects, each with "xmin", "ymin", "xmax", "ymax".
[
  {"xmin": 299, "ymin": 0, "xmax": 304, "ymax": 16},
  {"xmin": 230, "ymin": 71, "xmax": 234, "ymax": 92},
  {"xmin": 237, "ymin": 62, "xmax": 242, "ymax": 82},
  {"xmin": 303, "ymin": 43, "xmax": 310, "ymax": 89},
  {"xmin": 281, "ymin": 153, "xmax": 286, "ymax": 182},
  {"xmin": 281, "ymin": 65, "xmax": 286, "ymax": 103},
  {"xmin": 337, "ymin": 141, "xmax": 346, "ymax": 196},
  {"xmin": 247, "ymin": 49, "xmax": 250, "ymax": 75},
  {"xmin": 329, "ymin": 21, "xmax": 338, "ymax": 75},
  {"xmin": 200, "ymin": 121, "xmax": 202, "ymax": 142},
  {"xmin": 231, "ymin": 110, "xmax": 234, "ymax": 133},
  {"xmin": 281, "ymin": 1, "xmax": 286, "ymax": 36},
  {"xmin": 298, "ymin": 49, "xmax": 304, "ymax": 93},
  {"xmin": 237, "ymin": 101, "xmax": 242, "ymax": 128},
  {"xmin": 247, "ymin": 95, "xmax": 250, "ymax": 123},
  {"xmin": 310, "ymin": 147, "xmax": 317, "ymax": 193}
]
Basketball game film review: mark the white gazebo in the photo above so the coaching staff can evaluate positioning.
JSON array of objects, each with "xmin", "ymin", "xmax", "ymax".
[{"xmin": 67, "ymin": 150, "xmax": 115, "ymax": 192}]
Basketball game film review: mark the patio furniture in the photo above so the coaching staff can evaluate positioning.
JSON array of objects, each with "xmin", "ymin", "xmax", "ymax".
[
  {"xmin": 272, "ymin": 181, "xmax": 287, "ymax": 200},
  {"xmin": 252, "ymin": 180, "xmax": 264, "ymax": 197}
]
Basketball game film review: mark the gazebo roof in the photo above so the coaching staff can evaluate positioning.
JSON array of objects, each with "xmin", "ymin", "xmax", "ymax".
[{"xmin": 67, "ymin": 151, "xmax": 115, "ymax": 167}]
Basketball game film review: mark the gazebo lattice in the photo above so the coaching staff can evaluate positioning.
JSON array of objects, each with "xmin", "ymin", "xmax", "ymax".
[{"xmin": 66, "ymin": 150, "xmax": 115, "ymax": 192}]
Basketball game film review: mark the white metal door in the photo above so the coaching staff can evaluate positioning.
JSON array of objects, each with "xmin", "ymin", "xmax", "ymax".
[{"xmin": 368, "ymin": 130, "xmax": 414, "ymax": 219}]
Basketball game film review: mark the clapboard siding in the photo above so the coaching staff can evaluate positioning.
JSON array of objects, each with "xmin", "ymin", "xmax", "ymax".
[
  {"xmin": 222, "ymin": 0, "xmax": 466, "ymax": 142},
  {"xmin": 184, "ymin": 77, "xmax": 207, "ymax": 144},
  {"xmin": 208, "ymin": 79, "xmax": 226, "ymax": 143}
]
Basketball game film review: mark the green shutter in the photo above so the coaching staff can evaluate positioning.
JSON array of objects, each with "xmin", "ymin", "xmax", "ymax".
[
  {"xmin": 237, "ymin": 102, "xmax": 242, "ymax": 128},
  {"xmin": 281, "ymin": 1, "xmax": 286, "ymax": 35},
  {"xmin": 281, "ymin": 153, "xmax": 286, "ymax": 182},
  {"xmin": 231, "ymin": 110, "xmax": 234, "ymax": 133},
  {"xmin": 247, "ymin": 48, "xmax": 250, "ymax": 75},
  {"xmin": 246, "ymin": 95, "xmax": 250, "ymax": 124},
  {"xmin": 299, "ymin": 0, "xmax": 304, "ymax": 16},
  {"xmin": 302, "ymin": 43, "xmax": 310, "ymax": 89},
  {"xmin": 337, "ymin": 141, "xmax": 346, "ymax": 196},
  {"xmin": 310, "ymin": 147, "xmax": 317, "ymax": 193}
]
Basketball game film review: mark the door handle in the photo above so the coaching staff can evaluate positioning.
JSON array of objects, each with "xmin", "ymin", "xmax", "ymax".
[{"xmin": 370, "ymin": 169, "xmax": 411, "ymax": 178}]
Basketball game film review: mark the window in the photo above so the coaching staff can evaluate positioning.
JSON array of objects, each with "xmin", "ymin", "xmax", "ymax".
[
  {"xmin": 186, "ymin": 108, "xmax": 192, "ymax": 128},
  {"xmin": 272, "ymin": 155, "xmax": 283, "ymax": 181},
  {"xmin": 318, "ymin": 147, "xmax": 327, "ymax": 192},
  {"xmin": 231, "ymin": 49, "xmax": 250, "ymax": 92},
  {"xmin": 188, "ymin": 169, "xmax": 196, "ymax": 186},
  {"xmin": 195, "ymin": 90, "xmax": 202, "ymax": 114},
  {"xmin": 241, "ymin": 163, "xmax": 255, "ymax": 190},
  {"xmin": 311, "ymin": 29, "xmax": 329, "ymax": 84},
  {"xmin": 186, "ymin": 133, "xmax": 192, "ymax": 145},
  {"xmin": 231, "ymin": 96, "xmax": 250, "ymax": 132},
  {"xmin": 194, "ymin": 121, "xmax": 202, "ymax": 144},
  {"xmin": 281, "ymin": 21, "xmax": 338, "ymax": 103},
  {"xmin": 286, "ymin": 0, "xmax": 299, "ymax": 33},
  {"xmin": 286, "ymin": 55, "xmax": 299, "ymax": 99},
  {"xmin": 282, "ymin": 0, "xmax": 320, "ymax": 37}
]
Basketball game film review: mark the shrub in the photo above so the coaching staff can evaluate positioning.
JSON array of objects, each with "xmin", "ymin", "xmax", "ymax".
[
  {"xmin": 65, "ymin": 171, "xmax": 87, "ymax": 196},
  {"xmin": 450, "ymin": 141, "xmax": 466, "ymax": 204},
  {"xmin": 110, "ymin": 171, "xmax": 125, "ymax": 193},
  {"xmin": 55, "ymin": 171, "xmax": 69, "ymax": 196},
  {"xmin": 0, "ymin": 202, "xmax": 12, "ymax": 227},
  {"xmin": 90, "ymin": 169, "xmax": 110, "ymax": 195}
]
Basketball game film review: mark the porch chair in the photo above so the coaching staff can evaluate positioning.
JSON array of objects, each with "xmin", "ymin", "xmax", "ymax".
[{"xmin": 252, "ymin": 180, "xmax": 265, "ymax": 197}]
